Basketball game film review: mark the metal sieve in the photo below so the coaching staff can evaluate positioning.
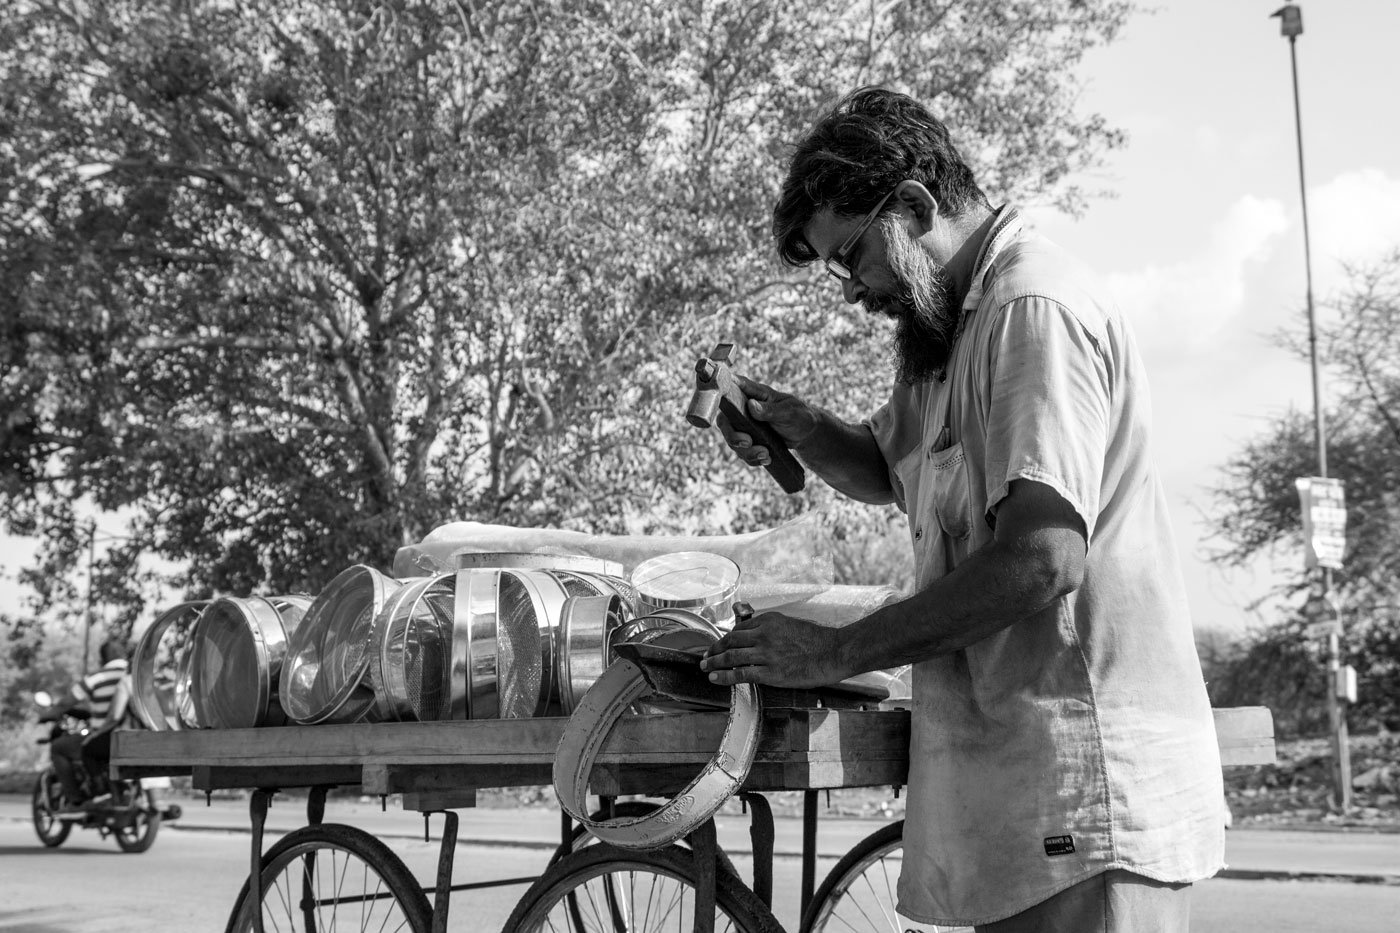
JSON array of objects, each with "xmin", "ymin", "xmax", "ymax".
[
  {"xmin": 630, "ymin": 551, "xmax": 741, "ymax": 629},
  {"xmin": 130, "ymin": 601, "xmax": 208, "ymax": 731},
  {"xmin": 495, "ymin": 569, "xmax": 569, "ymax": 719},
  {"xmin": 188, "ymin": 595, "xmax": 312, "ymax": 729},
  {"xmin": 371, "ymin": 574, "xmax": 455, "ymax": 722},
  {"xmin": 555, "ymin": 594, "xmax": 629, "ymax": 714},
  {"xmin": 280, "ymin": 565, "xmax": 403, "ymax": 725}
]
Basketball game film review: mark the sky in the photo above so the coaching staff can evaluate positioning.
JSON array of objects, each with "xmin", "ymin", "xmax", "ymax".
[{"xmin": 3, "ymin": 0, "xmax": 1397, "ymax": 638}]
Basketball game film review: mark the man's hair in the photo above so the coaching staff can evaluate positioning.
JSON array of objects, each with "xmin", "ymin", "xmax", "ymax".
[
  {"xmin": 772, "ymin": 86, "xmax": 990, "ymax": 266},
  {"xmin": 98, "ymin": 638, "xmax": 128, "ymax": 665}
]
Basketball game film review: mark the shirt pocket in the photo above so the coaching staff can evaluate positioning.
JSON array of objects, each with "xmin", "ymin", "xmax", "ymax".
[{"xmin": 927, "ymin": 442, "xmax": 973, "ymax": 540}]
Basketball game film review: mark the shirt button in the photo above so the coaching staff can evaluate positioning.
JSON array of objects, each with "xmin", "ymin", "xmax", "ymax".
[{"xmin": 914, "ymin": 527, "xmax": 923, "ymax": 541}]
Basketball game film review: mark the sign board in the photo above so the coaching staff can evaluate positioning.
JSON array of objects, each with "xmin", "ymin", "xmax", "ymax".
[
  {"xmin": 1295, "ymin": 477, "xmax": 1346, "ymax": 570},
  {"xmin": 1304, "ymin": 620, "xmax": 1343, "ymax": 639}
]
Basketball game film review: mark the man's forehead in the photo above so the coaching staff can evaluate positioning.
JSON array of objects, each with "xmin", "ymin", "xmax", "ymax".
[{"xmin": 802, "ymin": 207, "xmax": 850, "ymax": 260}]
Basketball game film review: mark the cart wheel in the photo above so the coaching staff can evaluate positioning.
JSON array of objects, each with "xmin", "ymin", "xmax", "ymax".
[
  {"xmin": 31, "ymin": 772, "xmax": 71, "ymax": 848},
  {"xmin": 800, "ymin": 820, "xmax": 971, "ymax": 933},
  {"xmin": 225, "ymin": 823, "xmax": 432, "ymax": 933},
  {"xmin": 114, "ymin": 787, "xmax": 162, "ymax": 853},
  {"xmin": 504, "ymin": 842, "xmax": 781, "ymax": 933}
]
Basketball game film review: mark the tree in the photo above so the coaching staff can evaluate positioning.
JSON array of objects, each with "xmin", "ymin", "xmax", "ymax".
[
  {"xmin": 2, "ymin": 0, "xmax": 1134, "ymax": 629},
  {"xmin": 1210, "ymin": 250, "xmax": 1400, "ymax": 732}
]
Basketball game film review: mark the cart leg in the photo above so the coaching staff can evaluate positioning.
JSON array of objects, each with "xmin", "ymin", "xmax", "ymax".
[
  {"xmin": 740, "ymin": 792, "xmax": 774, "ymax": 909},
  {"xmin": 687, "ymin": 818, "xmax": 718, "ymax": 933},
  {"xmin": 306, "ymin": 785, "xmax": 330, "ymax": 826},
  {"xmin": 431, "ymin": 811, "xmax": 458, "ymax": 933},
  {"xmin": 801, "ymin": 789, "xmax": 819, "ymax": 918},
  {"xmin": 249, "ymin": 788, "xmax": 274, "ymax": 933}
]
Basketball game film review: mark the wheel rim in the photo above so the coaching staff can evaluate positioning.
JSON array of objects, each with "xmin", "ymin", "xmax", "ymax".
[
  {"xmin": 248, "ymin": 841, "xmax": 422, "ymax": 933},
  {"xmin": 32, "ymin": 779, "xmax": 61, "ymax": 838},
  {"xmin": 518, "ymin": 861, "xmax": 748, "ymax": 933},
  {"xmin": 807, "ymin": 840, "xmax": 971, "ymax": 933}
]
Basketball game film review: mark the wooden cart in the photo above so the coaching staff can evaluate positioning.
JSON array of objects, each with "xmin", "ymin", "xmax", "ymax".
[{"xmin": 112, "ymin": 706, "xmax": 1276, "ymax": 933}]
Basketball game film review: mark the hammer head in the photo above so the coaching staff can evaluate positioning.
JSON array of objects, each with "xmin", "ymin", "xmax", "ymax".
[{"xmin": 685, "ymin": 358, "xmax": 722, "ymax": 428}]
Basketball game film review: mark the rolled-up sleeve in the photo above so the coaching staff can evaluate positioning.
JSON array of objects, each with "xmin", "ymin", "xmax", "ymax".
[{"xmin": 981, "ymin": 297, "xmax": 1111, "ymax": 542}]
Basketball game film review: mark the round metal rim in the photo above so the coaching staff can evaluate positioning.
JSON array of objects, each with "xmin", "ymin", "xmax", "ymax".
[
  {"xmin": 451, "ymin": 568, "xmax": 501, "ymax": 720},
  {"xmin": 190, "ymin": 596, "xmax": 299, "ymax": 729},
  {"xmin": 281, "ymin": 565, "xmax": 400, "ymax": 725},
  {"xmin": 497, "ymin": 569, "xmax": 568, "ymax": 719},
  {"xmin": 130, "ymin": 601, "xmax": 209, "ymax": 731},
  {"xmin": 557, "ymin": 594, "xmax": 626, "ymax": 714}
]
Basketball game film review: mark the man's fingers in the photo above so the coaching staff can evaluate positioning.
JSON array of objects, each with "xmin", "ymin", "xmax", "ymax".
[{"xmin": 705, "ymin": 663, "xmax": 768, "ymax": 686}]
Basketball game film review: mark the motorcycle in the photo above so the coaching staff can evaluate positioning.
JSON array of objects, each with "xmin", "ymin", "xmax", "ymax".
[{"xmin": 31, "ymin": 690, "xmax": 182, "ymax": 853}]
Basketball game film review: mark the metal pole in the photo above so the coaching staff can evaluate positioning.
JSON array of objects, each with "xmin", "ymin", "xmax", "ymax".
[
  {"xmin": 1276, "ymin": 3, "xmax": 1351, "ymax": 811},
  {"xmin": 82, "ymin": 520, "xmax": 96, "ymax": 676}
]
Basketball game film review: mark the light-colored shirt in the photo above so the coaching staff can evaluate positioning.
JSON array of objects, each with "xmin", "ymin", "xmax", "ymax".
[
  {"xmin": 71, "ymin": 658, "xmax": 129, "ymax": 721},
  {"xmin": 867, "ymin": 207, "xmax": 1225, "ymax": 926}
]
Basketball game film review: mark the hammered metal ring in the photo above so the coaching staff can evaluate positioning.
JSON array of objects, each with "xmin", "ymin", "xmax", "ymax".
[{"xmin": 552, "ymin": 657, "xmax": 761, "ymax": 849}]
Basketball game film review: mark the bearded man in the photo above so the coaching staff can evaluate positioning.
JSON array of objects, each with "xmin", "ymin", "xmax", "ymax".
[{"xmin": 701, "ymin": 87, "xmax": 1225, "ymax": 932}]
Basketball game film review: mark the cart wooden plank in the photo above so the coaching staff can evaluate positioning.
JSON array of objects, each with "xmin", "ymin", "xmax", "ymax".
[{"xmin": 114, "ymin": 706, "xmax": 1274, "ymax": 796}]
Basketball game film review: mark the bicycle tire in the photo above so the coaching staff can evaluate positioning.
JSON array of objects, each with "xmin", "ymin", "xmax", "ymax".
[
  {"xmin": 31, "ymin": 772, "xmax": 71, "ymax": 848},
  {"xmin": 114, "ymin": 786, "xmax": 161, "ymax": 853},
  {"xmin": 224, "ymin": 823, "xmax": 433, "ymax": 933},
  {"xmin": 503, "ymin": 841, "xmax": 782, "ymax": 933},
  {"xmin": 801, "ymin": 820, "xmax": 971, "ymax": 933}
]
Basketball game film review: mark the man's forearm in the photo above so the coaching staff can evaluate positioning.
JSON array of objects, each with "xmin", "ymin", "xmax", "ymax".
[
  {"xmin": 834, "ymin": 527, "xmax": 1083, "ymax": 675},
  {"xmin": 792, "ymin": 408, "xmax": 896, "ymax": 504}
]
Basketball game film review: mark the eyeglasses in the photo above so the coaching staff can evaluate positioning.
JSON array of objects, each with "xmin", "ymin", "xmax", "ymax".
[{"xmin": 823, "ymin": 188, "xmax": 897, "ymax": 281}]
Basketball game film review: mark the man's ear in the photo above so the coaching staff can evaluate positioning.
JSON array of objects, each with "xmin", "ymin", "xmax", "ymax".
[{"xmin": 893, "ymin": 180, "xmax": 938, "ymax": 235}]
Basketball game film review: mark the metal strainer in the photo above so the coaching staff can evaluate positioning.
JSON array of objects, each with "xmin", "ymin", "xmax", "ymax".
[
  {"xmin": 281, "ymin": 565, "xmax": 403, "ymax": 725},
  {"xmin": 130, "ymin": 601, "xmax": 208, "ymax": 731},
  {"xmin": 189, "ymin": 595, "xmax": 311, "ymax": 729},
  {"xmin": 371, "ymin": 574, "xmax": 456, "ymax": 722}
]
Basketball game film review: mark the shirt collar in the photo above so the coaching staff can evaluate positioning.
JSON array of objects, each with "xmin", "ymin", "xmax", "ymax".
[{"xmin": 961, "ymin": 204, "xmax": 1025, "ymax": 312}]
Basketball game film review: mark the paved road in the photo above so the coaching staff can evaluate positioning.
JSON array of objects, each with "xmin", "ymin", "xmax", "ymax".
[{"xmin": 3, "ymin": 793, "xmax": 1400, "ymax": 932}]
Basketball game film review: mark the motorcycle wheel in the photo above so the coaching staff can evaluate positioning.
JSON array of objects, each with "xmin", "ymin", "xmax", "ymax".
[
  {"xmin": 31, "ymin": 772, "xmax": 71, "ymax": 848},
  {"xmin": 113, "ymin": 787, "xmax": 161, "ymax": 853}
]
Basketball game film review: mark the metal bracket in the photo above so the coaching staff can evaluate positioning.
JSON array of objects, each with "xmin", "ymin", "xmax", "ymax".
[
  {"xmin": 249, "ymin": 788, "xmax": 275, "ymax": 933},
  {"xmin": 687, "ymin": 818, "xmax": 718, "ymax": 933},
  {"xmin": 431, "ymin": 811, "xmax": 459, "ymax": 933},
  {"xmin": 740, "ymin": 792, "xmax": 774, "ymax": 908}
]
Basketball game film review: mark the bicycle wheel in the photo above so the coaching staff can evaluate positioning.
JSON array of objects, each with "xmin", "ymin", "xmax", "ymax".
[
  {"xmin": 113, "ymin": 786, "xmax": 161, "ymax": 853},
  {"xmin": 801, "ymin": 820, "xmax": 970, "ymax": 933},
  {"xmin": 31, "ymin": 772, "xmax": 71, "ymax": 848},
  {"xmin": 504, "ymin": 842, "xmax": 781, "ymax": 933},
  {"xmin": 225, "ymin": 823, "xmax": 433, "ymax": 933}
]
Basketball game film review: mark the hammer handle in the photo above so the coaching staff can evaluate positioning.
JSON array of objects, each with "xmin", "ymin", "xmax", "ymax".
[{"xmin": 712, "ymin": 366, "xmax": 806, "ymax": 494}]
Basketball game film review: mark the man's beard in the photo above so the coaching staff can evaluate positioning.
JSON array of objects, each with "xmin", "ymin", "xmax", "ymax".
[{"xmin": 865, "ymin": 217, "xmax": 960, "ymax": 384}]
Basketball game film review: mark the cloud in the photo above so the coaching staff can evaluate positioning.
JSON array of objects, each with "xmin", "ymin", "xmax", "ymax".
[
  {"xmin": 1309, "ymin": 168, "xmax": 1400, "ymax": 293},
  {"xmin": 1101, "ymin": 194, "xmax": 1289, "ymax": 351}
]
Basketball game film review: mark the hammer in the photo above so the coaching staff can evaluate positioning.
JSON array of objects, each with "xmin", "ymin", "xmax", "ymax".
[{"xmin": 686, "ymin": 343, "xmax": 806, "ymax": 494}]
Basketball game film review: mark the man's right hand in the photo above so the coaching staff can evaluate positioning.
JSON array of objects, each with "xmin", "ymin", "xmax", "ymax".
[{"xmin": 715, "ymin": 375, "xmax": 818, "ymax": 467}]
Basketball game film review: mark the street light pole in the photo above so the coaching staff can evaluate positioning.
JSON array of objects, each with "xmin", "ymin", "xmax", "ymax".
[
  {"xmin": 1272, "ymin": 1, "xmax": 1351, "ymax": 812},
  {"xmin": 82, "ymin": 520, "xmax": 96, "ymax": 676}
]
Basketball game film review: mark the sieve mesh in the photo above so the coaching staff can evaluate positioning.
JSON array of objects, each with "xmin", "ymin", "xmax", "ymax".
[
  {"xmin": 496, "ymin": 572, "xmax": 543, "ymax": 719},
  {"xmin": 192, "ymin": 602, "xmax": 259, "ymax": 730},
  {"xmin": 402, "ymin": 583, "xmax": 454, "ymax": 721}
]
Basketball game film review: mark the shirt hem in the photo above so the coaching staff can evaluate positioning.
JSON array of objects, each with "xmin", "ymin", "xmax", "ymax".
[{"xmin": 896, "ymin": 859, "xmax": 1226, "ymax": 927}]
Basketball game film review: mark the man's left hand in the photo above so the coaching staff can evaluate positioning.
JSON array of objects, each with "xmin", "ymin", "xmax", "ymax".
[{"xmin": 700, "ymin": 610, "xmax": 845, "ymax": 688}]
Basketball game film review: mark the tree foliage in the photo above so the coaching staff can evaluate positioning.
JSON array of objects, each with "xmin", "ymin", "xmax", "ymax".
[
  {"xmin": 1210, "ymin": 250, "xmax": 1400, "ymax": 733},
  {"xmin": 2, "ymin": 0, "xmax": 1133, "ymax": 634}
]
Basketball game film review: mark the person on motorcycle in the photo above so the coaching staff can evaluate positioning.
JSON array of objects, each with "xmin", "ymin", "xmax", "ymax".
[{"xmin": 49, "ymin": 638, "xmax": 130, "ymax": 811}]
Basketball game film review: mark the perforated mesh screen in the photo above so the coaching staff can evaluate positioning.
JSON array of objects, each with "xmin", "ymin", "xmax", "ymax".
[
  {"xmin": 192, "ymin": 603, "xmax": 260, "ymax": 730},
  {"xmin": 403, "ymin": 584, "xmax": 454, "ymax": 721},
  {"xmin": 497, "ymin": 572, "xmax": 542, "ymax": 719}
]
